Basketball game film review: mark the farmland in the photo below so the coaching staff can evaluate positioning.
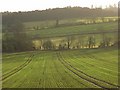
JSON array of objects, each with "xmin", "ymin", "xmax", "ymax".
[
  {"xmin": 2, "ymin": 48, "xmax": 119, "ymax": 88},
  {"xmin": 2, "ymin": 5, "xmax": 119, "ymax": 89},
  {"xmin": 24, "ymin": 17, "xmax": 118, "ymax": 29},
  {"xmin": 25, "ymin": 22, "xmax": 118, "ymax": 38}
]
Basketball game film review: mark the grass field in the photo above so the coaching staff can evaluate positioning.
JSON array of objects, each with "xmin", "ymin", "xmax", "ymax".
[
  {"xmin": 2, "ymin": 18, "xmax": 119, "ymax": 88},
  {"xmin": 24, "ymin": 17, "xmax": 118, "ymax": 29},
  {"xmin": 2, "ymin": 48, "xmax": 119, "ymax": 88},
  {"xmin": 25, "ymin": 22, "xmax": 118, "ymax": 38}
]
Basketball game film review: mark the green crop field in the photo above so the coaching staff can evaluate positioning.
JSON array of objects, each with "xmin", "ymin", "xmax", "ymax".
[
  {"xmin": 24, "ymin": 17, "xmax": 118, "ymax": 29},
  {"xmin": 2, "ymin": 48, "xmax": 119, "ymax": 88},
  {"xmin": 2, "ymin": 5, "xmax": 119, "ymax": 89},
  {"xmin": 25, "ymin": 22, "xmax": 118, "ymax": 38}
]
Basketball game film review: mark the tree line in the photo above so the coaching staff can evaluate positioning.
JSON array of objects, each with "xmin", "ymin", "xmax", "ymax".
[
  {"xmin": 2, "ymin": 19, "xmax": 118, "ymax": 52},
  {"xmin": 2, "ymin": 6, "xmax": 117, "ymax": 25},
  {"xmin": 33, "ymin": 34, "xmax": 118, "ymax": 51},
  {"xmin": 2, "ymin": 5, "xmax": 118, "ymax": 52}
]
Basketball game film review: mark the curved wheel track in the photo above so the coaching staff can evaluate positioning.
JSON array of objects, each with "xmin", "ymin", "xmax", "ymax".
[
  {"xmin": 56, "ymin": 52, "xmax": 119, "ymax": 89},
  {"xmin": 2, "ymin": 54, "xmax": 34, "ymax": 81}
]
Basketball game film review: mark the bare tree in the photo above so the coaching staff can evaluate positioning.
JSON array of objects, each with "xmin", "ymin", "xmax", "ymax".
[
  {"xmin": 56, "ymin": 19, "xmax": 59, "ymax": 27},
  {"xmin": 42, "ymin": 40, "xmax": 54, "ymax": 50},
  {"xmin": 78, "ymin": 36, "xmax": 85, "ymax": 48},
  {"xmin": 66, "ymin": 36, "xmax": 74, "ymax": 49},
  {"xmin": 99, "ymin": 33, "xmax": 111, "ymax": 48},
  {"xmin": 87, "ymin": 35, "xmax": 96, "ymax": 48}
]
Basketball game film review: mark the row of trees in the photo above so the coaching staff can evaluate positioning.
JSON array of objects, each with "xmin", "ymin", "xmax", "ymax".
[
  {"xmin": 2, "ymin": 6, "xmax": 117, "ymax": 25},
  {"xmin": 34, "ymin": 34, "xmax": 117, "ymax": 50},
  {"xmin": 2, "ymin": 20, "xmax": 117, "ymax": 52},
  {"xmin": 3, "ymin": 25, "xmax": 117, "ymax": 52}
]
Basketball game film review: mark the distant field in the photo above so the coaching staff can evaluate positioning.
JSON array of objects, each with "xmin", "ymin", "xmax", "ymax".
[
  {"xmin": 24, "ymin": 17, "xmax": 118, "ymax": 29},
  {"xmin": 25, "ymin": 22, "xmax": 118, "ymax": 38},
  {"xmin": 2, "ymin": 10, "xmax": 118, "ymax": 89},
  {"xmin": 2, "ymin": 48, "xmax": 119, "ymax": 88},
  {"xmin": 24, "ymin": 22, "xmax": 118, "ymax": 48}
]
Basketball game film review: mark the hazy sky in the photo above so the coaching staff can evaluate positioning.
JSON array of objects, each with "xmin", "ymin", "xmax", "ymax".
[{"xmin": 0, "ymin": 0, "xmax": 119, "ymax": 12}]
